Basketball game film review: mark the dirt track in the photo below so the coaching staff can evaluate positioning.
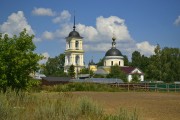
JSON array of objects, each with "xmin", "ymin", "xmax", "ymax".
[{"xmin": 73, "ymin": 92, "xmax": 180, "ymax": 120}]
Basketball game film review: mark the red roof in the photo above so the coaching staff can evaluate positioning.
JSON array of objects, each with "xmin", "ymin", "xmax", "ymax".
[{"xmin": 120, "ymin": 66, "xmax": 144, "ymax": 75}]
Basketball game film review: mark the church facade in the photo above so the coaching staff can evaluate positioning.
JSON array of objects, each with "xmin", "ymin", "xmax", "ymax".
[{"xmin": 92, "ymin": 36, "xmax": 144, "ymax": 82}]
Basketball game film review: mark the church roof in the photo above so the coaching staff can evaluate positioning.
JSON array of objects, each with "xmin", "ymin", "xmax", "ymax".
[
  {"xmin": 68, "ymin": 30, "xmax": 82, "ymax": 38},
  {"xmin": 88, "ymin": 59, "xmax": 96, "ymax": 65},
  {"xmin": 105, "ymin": 48, "xmax": 122, "ymax": 56},
  {"xmin": 67, "ymin": 15, "xmax": 82, "ymax": 38},
  {"xmin": 120, "ymin": 66, "xmax": 144, "ymax": 75}
]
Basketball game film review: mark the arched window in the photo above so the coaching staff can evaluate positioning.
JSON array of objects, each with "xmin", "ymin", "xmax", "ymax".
[
  {"xmin": 75, "ymin": 41, "xmax": 79, "ymax": 49},
  {"xmin": 104, "ymin": 61, "xmax": 106, "ymax": 66},
  {"xmin": 76, "ymin": 55, "xmax": 80, "ymax": 65},
  {"xmin": 119, "ymin": 61, "xmax": 120, "ymax": 66},
  {"xmin": 111, "ymin": 61, "xmax": 113, "ymax": 66}
]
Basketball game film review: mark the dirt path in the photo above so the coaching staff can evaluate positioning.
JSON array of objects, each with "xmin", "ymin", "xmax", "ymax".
[{"xmin": 72, "ymin": 92, "xmax": 180, "ymax": 120}]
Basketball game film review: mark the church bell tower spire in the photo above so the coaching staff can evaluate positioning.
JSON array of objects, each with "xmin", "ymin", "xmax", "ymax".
[{"xmin": 73, "ymin": 12, "xmax": 76, "ymax": 31}]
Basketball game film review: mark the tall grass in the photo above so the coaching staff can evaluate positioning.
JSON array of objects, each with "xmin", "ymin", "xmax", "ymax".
[{"xmin": 0, "ymin": 90, "xmax": 139, "ymax": 120}]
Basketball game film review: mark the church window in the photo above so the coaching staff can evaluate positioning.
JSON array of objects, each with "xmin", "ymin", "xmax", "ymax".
[
  {"xmin": 75, "ymin": 41, "xmax": 79, "ymax": 49},
  {"xmin": 119, "ymin": 61, "xmax": 120, "ymax": 66},
  {"xmin": 111, "ymin": 61, "xmax": 113, "ymax": 66},
  {"xmin": 76, "ymin": 55, "xmax": 80, "ymax": 65}
]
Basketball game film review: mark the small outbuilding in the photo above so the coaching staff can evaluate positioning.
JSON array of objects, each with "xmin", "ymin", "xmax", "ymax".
[{"xmin": 120, "ymin": 66, "xmax": 144, "ymax": 82}]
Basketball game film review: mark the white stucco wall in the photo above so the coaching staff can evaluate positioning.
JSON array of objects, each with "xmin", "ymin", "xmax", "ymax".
[
  {"xmin": 64, "ymin": 37, "xmax": 84, "ymax": 73},
  {"xmin": 104, "ymin": 56, "xmax": 124, "ymax": 67}
]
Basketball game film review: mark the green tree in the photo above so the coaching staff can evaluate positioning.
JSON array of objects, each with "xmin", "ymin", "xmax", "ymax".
[
  {"xmin": 160, "ymin": 47, "xmax": 180, "ymax": 82},
  {"xmin": 0, "ymin": 29, "xmax": 41, "ymax": 91},
  {"xmin": 123, "ymin": 55, "xmax": 129, "ymax": 66},
  {"xmin": 43, "ymin": 53, "xmax": 66, "ymax": 77},
  {"xmin": 79, "ymin": 67, "xmax": 94, "ymax": 77},
  {"xmin": 131, "ymin": 51, "xmax": 141, "ymax": 68},
  {"xmin": 107, "ymin": 65, "xmax": 127, "ymax": 82},
  {"xmin": 131, "ymin": 74, "xmax": 140, "ymax": 83},
  {"xmin": 68, "ymin": 65, "xmax": 75, "ymax": 78},
  {"xmin": 97, "ymin": 58, "xmax": 104, "ymax": 67},
  {"xmin": 146, "ymin": 44, "xmax": 162, "ymax": 81}
]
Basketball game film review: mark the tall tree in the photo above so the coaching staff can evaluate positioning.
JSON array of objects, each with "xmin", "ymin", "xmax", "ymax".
[
  {"xmin": 123, "ymin": 55, "xmax": 129, "ymax": 66},
  {"xmin": 131, "ymin": 51, "xmax": 141, "ymax": 68},
  {"xmin": 160, "ymin": 47, "xmax": 180, "ymax": 82},
  {"xmin": 79, "ymin": 67, "xmax": 93, "ymax": 77},
  {"xmin": 44, "ymin": 53, "xmax": 66, "ymax": 76},
  {"xmin": 68, "ymin": 65, "xmax": 75, "ymax": 78},
  {"xmin": 97, "ymin": 58, "xmax": 104, "ymax": 67},
  {"xmin": 106, "ymin": 65, "xmax": 127, "ymax": 82},
  {"xmin": 0, "ymin": 29, "xmax": 41, "ymax": 91},
  {"xmin": 146, "ymin": 44, "xmax": 162, "ymax": 81}
]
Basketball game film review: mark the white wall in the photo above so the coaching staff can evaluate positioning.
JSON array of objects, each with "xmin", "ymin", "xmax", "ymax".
[{"xmin": 104, "ymin": 56, "xmax": 124, "ymax": 67}]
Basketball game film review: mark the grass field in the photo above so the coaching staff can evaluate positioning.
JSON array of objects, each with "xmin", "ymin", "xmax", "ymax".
[{"xmin": 72, "ymin": 92, "xmax": 180, "ymax": 120}]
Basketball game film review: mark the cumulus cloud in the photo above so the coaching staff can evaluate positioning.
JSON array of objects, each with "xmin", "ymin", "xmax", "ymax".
[
  {"xmin": 0, "ymin": 11, "xmax": 34, "ymax": 37},
  {"xmin": 174, "ymin": 16, "xmax": 180, "ymax": 26},
  {"xmin": 32, "ymin": 7, "xmax": 55, "ymax": 16},
  {"xmin": 77, "ymin": 24, "xmax": 98, "ymax": 41},
  {"xmin": 42, "ymin": 31, "xmax": 54, "ymax": 40},
  {"xmin": 96, "ymin": 16, "xmax": 132, "ymax": 41},
  {"xmin": 136, "ymin": 41, "xmax": 155, "ymax": 56},
  {"xmin": 40, "ymin": 10, "xmax": 155, "ymax": 57},
  {"xmin": 53, "ymin": 10, "xmax": 71, "ymax": 23},
  {"xmin": 51, "ymin": 15, "xmax": 132, "ymax": 43},
  {"xmin": 39, "ymin": 52, "xmax": 50, "ymax": 64}
]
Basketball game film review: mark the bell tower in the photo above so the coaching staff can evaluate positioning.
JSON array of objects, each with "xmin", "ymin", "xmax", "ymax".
[{"xmin": 64, "ymin": 16, "xmax": 85, "ymax": 75}]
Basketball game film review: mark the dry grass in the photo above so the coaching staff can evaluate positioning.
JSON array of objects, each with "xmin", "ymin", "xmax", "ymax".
[{"xmin": 72, "ymin": 92, "xmax": 180, "ymax": 120}]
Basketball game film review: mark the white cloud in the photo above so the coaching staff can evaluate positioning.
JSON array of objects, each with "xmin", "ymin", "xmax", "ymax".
[
  {"xmin": 84, "ymin": 43, "xmax": 111, "ymax": 52},
  {"xmin": 52, "ymin": 10, "xmax": 71, "ymax": 23},
  {"xmin": 33, "ymin": 37, "xmax": 42, "ymax": 42},
  {"xmin": 174, "ymin": 16, "xmax": 180, "ymax": 26},
  {"xmin": 40, "ymin": 10, "xmax": 155, "ymax": 57},
  {"xmin": 77, "ymin": 24, "xmax": 98, "ymax": 41},
  {"xmin": 42, "ymin": 31, "xmax": 54, "ymax": 40},
  {"xmin": 136, "ymin": 41, "xmax": 155, "ymax": 56},
  {"xmin": 39, "ymin": 52, "xmax": 50, "ymax": 64},
  {"xmin": 52, "ymin": 15, "xmax": 132, "ymax": 43},
  {"xmin": 32, "ymin": 8, "xmax": 55, "ymax": 16},
  {"xmin": 0, "ymin": 11, "xmax": 34, "ymax": 37},
  {"xmin": 96, "ymin": 16, "xmax": 132, "ymax": 42}
]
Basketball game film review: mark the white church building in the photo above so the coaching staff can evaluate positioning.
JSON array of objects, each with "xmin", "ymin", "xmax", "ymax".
[
  {"xmin": 64, "ymin": 16, "xmax": 85, "ymax": 74},
  {"xmin": 64, "ymin": 16, "xmax": 144, "ymax": 82}
]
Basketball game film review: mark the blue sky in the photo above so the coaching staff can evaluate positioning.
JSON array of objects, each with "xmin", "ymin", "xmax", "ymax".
[{"xmin": 0, "ymin": 0, "xmax": 180, "ymax": 64}]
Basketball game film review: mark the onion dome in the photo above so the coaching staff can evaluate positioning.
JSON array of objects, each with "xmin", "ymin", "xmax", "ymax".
[
  {"xmin": 68, "ymin": 30, "xmax": 81, "ymax": 38},
  {"xmin": 105, "ymin": 48, "xmax": 122, "ymax": 56},
  {"xmin": 105, "ymin": 35, "xmax": 122, "ymax": 56},
  {"xmin": 67, "ymin": 15, "xmax": 82, "ymax": 38}
]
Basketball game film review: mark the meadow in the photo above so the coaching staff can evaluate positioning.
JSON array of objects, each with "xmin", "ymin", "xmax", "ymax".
[
  {"xmin": 1, "ymin": 83, "xmax": 180, "ymax": 120},
  {"xmin": 0, "ymin": 89, "xmax": 138, "ymax": 120}
]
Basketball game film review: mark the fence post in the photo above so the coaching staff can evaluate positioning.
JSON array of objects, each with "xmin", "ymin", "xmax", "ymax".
[
  {"xmin": 166, "ymin": 84, "xmax": 169, "ymax": 92},
  {"xmin": 128, "ymin": 83, "xmax": 129, "ymax": 92}
]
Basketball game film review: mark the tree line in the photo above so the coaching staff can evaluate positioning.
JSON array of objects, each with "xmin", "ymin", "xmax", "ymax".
[
  {"xmin": 130, "ymin": 44, "xmax": 180, "ymax": 82},
  {"xmin": 1, "ymin": 30, "xmax": 178, "ymax": 91},
  {"xmin": 43, "ymin": 44, "xmax": 180, "ymax": 83}
]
